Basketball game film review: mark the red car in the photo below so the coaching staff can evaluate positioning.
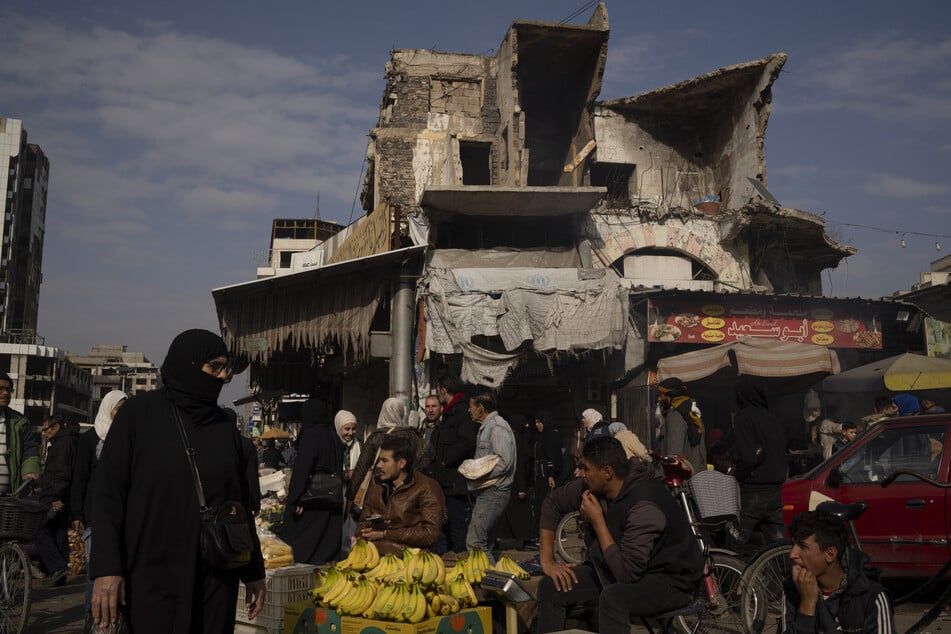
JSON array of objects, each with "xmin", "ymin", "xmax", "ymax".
[{"xmin": 782, "ymin": 413, "xmax": 950, "ymax": 578}]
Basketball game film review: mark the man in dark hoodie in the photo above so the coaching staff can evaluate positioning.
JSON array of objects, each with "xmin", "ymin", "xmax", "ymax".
[
  {"xmin": 535, "ymin": 436, "xmax": 703, "ymax": 634},
  {"xmin": 732, "ymin": 375, "xmax": 787, "ymax": 544},
  {"xmin": 423, "ymin": 375, "xmax": 477, "ymax": 554},
  {"xmin": 783, "ymin": 510, "xmax": 893, "ymax": 633},
  {"xmin": 36, "ymin": 415, "xmax": 79, "ymax": 586}
]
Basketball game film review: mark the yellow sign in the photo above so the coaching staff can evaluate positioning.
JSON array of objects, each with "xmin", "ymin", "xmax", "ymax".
[
  {"xmin": 811, "ymin": 333, "xmax": 835, "ymax": 346},
  {"xmin": 701, "ymin": 317, "xmax": 725, "ymax": 330},
  {"xmin": 701, "ymin": 304, "xmax": 725, "ymax": 317},
  {"xmin": 702, "ymin": 330, "xmax": 726, "ymax": 342},
  {"xmin": 811, "ymin": 321, "xmax": 835, "ymax": 333}
]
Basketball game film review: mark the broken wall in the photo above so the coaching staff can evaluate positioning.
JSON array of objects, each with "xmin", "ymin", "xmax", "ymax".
[{"xmin": 364, "ymin": 50, "xmax": 499, "ymax": 213}]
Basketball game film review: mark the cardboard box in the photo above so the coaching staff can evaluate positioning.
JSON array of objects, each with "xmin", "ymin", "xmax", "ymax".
[
  {"xmin": 286, "ymin": 605, "xmax": 491, "ymax": 634},
  {"xmin": 285, "ymin": 603, "xmax": 341, "ymax": 634}
]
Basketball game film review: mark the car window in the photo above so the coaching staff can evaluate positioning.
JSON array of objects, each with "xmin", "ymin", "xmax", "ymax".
[{"xmin": 840, "ymin": 424, "xmax": 946, "ymax": 484}]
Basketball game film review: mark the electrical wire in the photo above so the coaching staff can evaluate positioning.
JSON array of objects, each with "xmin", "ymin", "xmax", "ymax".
[{"xmin": 825, "ymin": 221, "xmax": 951, "ymax": 240}]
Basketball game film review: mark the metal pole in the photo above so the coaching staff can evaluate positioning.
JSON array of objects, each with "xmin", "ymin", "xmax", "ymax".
[{"xmin": 390, "ymin": 267, "xmax": 415, "ymax": 421}]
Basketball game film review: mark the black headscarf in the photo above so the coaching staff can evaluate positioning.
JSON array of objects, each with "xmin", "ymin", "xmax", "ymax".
[
  {"xmin": 161, "ymin": 329, "xmax": 228, "ymax": 424},
  {"xmin": 300, "ymin": 399, "xmax": 331, "ymax": 429}
]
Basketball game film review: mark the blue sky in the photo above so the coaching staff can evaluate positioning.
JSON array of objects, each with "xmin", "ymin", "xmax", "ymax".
[{"xmin": 0, "ymin": 1, "xmax": 949, "ymax": 399}]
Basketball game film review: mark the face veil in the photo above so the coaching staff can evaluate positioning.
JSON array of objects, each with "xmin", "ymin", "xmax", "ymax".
[{"xmin": 161, "ymin": 329, "xmax": 229, "ymax": 424}]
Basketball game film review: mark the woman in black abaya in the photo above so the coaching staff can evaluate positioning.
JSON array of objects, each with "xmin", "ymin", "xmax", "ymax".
[
  {"xmin": 280, "ymin": 399, "xmax": 345, "ymax": 565},
  {"xmin": 90, "ymin": 329, "xmax": 266, "ymax": 633}
]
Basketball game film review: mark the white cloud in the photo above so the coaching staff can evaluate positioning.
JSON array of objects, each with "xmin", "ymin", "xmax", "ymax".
[
  {"xmin": 787, "ymin": 35, "xmax": 951, "ymax": 121},
  {"xmin": 863, "ymin": 174, "xmax": 947, "ymax": 198}
]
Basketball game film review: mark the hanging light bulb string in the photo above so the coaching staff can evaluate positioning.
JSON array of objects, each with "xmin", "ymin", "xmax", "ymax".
[{"xmin": 825, "ymin": 221, "xmax": 949, "ymax": 251}]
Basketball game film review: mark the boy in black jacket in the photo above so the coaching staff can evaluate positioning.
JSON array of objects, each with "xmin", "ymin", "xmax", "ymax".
[{"xmin": 783, "ymin": 510, "xmax": 893, "ymax": 633}]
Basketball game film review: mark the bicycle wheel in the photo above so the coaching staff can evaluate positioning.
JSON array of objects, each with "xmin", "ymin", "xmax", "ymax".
[
  {"xmin": 741, "ymin": 541, "xmax": 791, "ymax": 634},
  {"xmin": 0, "ymin": 542, "xmax": 31, "ymax": 633},
  {"xmin": 554, "ymin": 511, "xmax": 587, "ymax": 564},
  {"xmin": 676, "ymin": 551, "xmax": 748, "ymax": 634}
]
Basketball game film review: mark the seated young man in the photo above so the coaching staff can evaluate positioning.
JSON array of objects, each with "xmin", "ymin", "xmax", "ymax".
[
  {"xmin": 356, "ymin": 434, "xmax": 445, "ymax": 555},
  {"xmin": 535, "ymin": 436, "xmax": 704, "ymax": 634},
  {"xmin": 832, "ymin": 422, "xmax": 858, "ymax": 454},
  {"xmin": 783, "ymin": 510, "xmax": 894, "ymax": 633}
]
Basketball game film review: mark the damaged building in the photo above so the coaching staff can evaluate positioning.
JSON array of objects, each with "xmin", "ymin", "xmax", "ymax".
[{"xmin": 214, "ymin": 3, "xmax": 923, "ymax": 444}]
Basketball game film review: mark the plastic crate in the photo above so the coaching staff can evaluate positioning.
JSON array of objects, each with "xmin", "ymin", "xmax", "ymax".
[{"xmin": 236, "ymin": 563, "xmax": 316, "ymax": 634}]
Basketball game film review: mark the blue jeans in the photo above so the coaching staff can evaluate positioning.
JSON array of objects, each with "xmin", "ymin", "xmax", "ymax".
[{"xmin": 465, "ymin": 487, "xmax": 509, "ymax": 564}]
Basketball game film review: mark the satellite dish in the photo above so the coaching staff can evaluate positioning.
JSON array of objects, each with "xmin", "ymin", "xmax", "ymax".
[{"xmin": 747, "ymin": 177, "xmax": 781, "ymax": 205}]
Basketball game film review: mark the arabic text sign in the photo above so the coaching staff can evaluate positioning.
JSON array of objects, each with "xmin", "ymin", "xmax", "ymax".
[{"xmin": 647, "ymin": 298, "xmax": 883, "ymax": 349}]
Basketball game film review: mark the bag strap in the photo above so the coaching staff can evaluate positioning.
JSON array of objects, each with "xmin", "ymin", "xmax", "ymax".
[
  {"xmin": 352, "ymin": 446, "xmax": 382, "ymax": 508},
  {"xmin": 170, "ymin": 403, "xmax": 211, "ymax": 513}
]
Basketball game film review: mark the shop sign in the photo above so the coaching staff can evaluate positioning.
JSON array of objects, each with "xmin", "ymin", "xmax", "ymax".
[{"xmin": 647, "ymin": 298, "xmax": 883, "ymax": 349}]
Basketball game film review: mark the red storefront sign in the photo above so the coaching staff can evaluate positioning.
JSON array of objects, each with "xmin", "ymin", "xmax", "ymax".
[{"xmin": 647, "ymin": 298, "xmax": 883, "ymax": 349}]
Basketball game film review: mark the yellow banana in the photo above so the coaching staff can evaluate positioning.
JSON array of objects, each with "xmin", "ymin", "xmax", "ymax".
[
  {"xmin": 355, "ymin": 539, "xmax": 374, "ymax": 570},
  {"xmin": 464, "ymin": 578, "xmax": 478, "ymax": 607},
  {"xmin": 477, "ymin": 547, "xmax": 491, "ymax": 571},
  {"xmin": 429, "ymin": 592, "xmax": 442, "ymax": 616},
  {"xmin": 407, "ymin": 552, "xmax": 423, "ymax": 582},
  {"xmin": 362, "ymin": 539, "xmax": 380, "ymax": 571},
  {"xmin": 357, "ymin": 580, "xmax": 378, "ymax": 615},
  {"xmin": 419, "ymin": 552, "xmax": 437, "ymax": 586},
  {"xmin": 311, "ymin": 567, "xmax": 340, "ymax": 599},
  {"xmin": 397, "ymin": 583, "xmax": 413, "ymax": 622},
  {"xmin": 338, "ymin": 578, "xmax": 363, "ymax": 614},
  {"xmin": 323, "ymin": 571, "xmax": 352, "ymax": 607},
  {"xmin": 367, "ymin": 582, "xmax": 393, "ymax": 619},
  {"xmin": 408, "ymin": 584, "xmax": 428, "ymax": 623},
  {"xmin": 432, "ymin": 553, "xmax": 446, "ymax": 586},
  {"xmin": 439, "ymin": 592, "xmax": 458, "ymax": 615}
]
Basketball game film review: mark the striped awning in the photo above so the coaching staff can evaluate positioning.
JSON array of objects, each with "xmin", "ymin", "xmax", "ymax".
[{"xmin": 656, "ymin": 338, "xmax": 841, "ymax": 384}]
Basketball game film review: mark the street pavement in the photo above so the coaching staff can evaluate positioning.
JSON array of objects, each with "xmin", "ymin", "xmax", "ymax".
[{"xmin": 23, "ymin": 567, "xmax": 951, "ymax": 634}]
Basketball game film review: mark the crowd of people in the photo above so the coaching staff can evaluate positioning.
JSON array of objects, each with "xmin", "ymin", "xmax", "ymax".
[{"xmin": 5, "ymin": 326, "xmax": 940, "ymax": 632}]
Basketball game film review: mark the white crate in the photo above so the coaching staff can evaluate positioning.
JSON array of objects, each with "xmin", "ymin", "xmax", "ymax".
[{"xmin": 237, "ymin": 563, "xmax": 316, "ymax": 634}]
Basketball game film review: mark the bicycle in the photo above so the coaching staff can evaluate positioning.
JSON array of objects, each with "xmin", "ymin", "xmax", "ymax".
[
  {"xmin": 0, "ymin": 480, "xmax": 45, "ymax": 634},
  {"xmin": 740, "ymin": 468, "xmax": 951, "ymax": 634}
]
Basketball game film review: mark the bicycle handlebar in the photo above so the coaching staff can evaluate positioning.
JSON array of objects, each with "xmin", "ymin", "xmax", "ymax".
[{"xmin": 880, "ymin": 469, "xmax": 951, "ymax": 489}]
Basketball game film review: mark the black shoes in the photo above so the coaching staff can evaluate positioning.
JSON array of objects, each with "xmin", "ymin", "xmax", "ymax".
[{"xmin": 46, "ymin": 568, "xmax": 68, "ymax": 587}]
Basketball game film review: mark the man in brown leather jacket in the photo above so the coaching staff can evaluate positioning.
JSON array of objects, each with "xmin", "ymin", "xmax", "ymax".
[{"xmin": 356, "ymin": 434, "xmax": 446, "ymax": 555}]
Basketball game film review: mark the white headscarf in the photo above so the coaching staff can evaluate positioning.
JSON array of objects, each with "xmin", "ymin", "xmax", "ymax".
[
  {"xmin": 334, "ymin": 409, "xmax": 357, "ymax": 444},
  {"xmin": 377, "ymin": 397, "xmax": 406, "ymax": 431},
  {"xmin": 582, "ymin": 408, "xmax": 603, "ymax": 430},
  {"xmin": 94, "ymin": 390, "xmax": 128, "ymax": 441}
]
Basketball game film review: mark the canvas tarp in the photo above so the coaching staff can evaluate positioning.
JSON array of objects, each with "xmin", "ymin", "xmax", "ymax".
[{"xmin": 422, "ymin": 267, "xmax": 629, "ymax": 355}]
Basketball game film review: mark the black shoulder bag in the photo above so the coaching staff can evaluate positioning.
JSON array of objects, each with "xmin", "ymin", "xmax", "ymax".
[
  {"xmin": 172, "ymin": 405, "xmax": 253, "ymax": 571},
  {"xmin": 298, "ymin": 469, "xmax": 344, "ymax": 511}
]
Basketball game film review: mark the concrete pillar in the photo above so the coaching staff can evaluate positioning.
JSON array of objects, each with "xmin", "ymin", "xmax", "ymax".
[{"xmin": 389, "ymin": 268, "xmax": 415, "ymax": 421}]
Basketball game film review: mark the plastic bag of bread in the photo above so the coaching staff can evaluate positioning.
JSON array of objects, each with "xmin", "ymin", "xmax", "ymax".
[{"xmin": 259, "ymin": 532, "xmax": 294, "ymax": 569}]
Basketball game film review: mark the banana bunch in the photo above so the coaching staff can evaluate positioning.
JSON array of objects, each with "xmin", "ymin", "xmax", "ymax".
[
  {"xmin": 336, "ymin": 576, "xmax": 378, "ymax": 616},
  {"xmin": 460, "ymin": 548, "xmax": 491, "ymax": 584},
  {"xmin": 336, "ymin": 537, "xmax": 380, "ymax": 572},
  {"xmin": 364, "ymin": 581, "xmax": 429, "ymax": 623},
  {"xmin": 447, "ymin": 574, "xmax": 479, "ymax": 608},
  {"xmin": 492, "ymin": 555, "xmax": 531, "ymax": 580},
  {"xmin": 426, "ymin": 589, "xmax": 461, "ymax": 618},
  {"xmin": 310, "ymin": 567, "xmax": 343, "ymax": 601},
  {"xmin": 364, "ymin": 553, "xmax": 403, "ymax": 582},
  {"xmin": 405, "ymin": 549, "xmax": 446, "ymax": 587},
  {"xmin": 315, "ymin": 569, "xmax": 359, "ymax": 609}
]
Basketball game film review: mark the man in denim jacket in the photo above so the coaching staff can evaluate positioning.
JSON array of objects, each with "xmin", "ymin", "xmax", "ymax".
[{"xmin": 464, "ymin": 390, "xmax": 515, "ymax": 563}]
